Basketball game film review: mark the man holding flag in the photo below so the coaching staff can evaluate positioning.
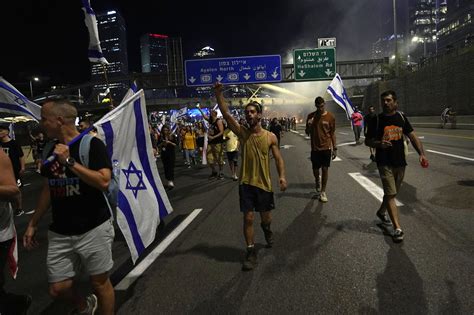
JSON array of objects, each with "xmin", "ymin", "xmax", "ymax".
[{"xmin": 23, "ymin": 98, "xmax": 115, "ymax": 314}]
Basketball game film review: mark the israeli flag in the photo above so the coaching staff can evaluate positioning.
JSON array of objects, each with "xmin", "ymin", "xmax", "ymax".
[
  {"xmin": 94, "ymin": 90, "xmax": 173, "ymax": 263},
  {"xmin": 327, "ymin": 73, "xmax": 355, "ymax": 120},
  {"xmin": 0, "ymin": 77, "xmax": 41, "ymax": 121},
  {"xmin": 81, "ymin": 0, "xmax": 109, "ymax": 65}
]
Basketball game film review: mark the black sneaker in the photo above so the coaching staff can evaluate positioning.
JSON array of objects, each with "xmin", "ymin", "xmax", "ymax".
[
  {"xmin": 0, "ymin": 293, "xmax": 32, "ymax": 315},
  {"xmin": 370, "ymin": 154, "xmax": 376, "ymax": 162},
  {"xmin": 242, "ymin": 247, "xmax": 257, "ymax": 271},
  {"xmin": 393, "ymin": 228, "xmax": 404, "ymax": 243},
  {"xmin": 218, "ymin": 173, "xmax": 224, "ymax": 180},
  {"xmin": 376, "ymin": 210, "xmax": 392, "ymax": 226},
  {"xmin": 15, "ymin": 209, "xmax": 24, "ymax": 217},
  {"xmin": 261, "ymin": 223, "xmax": 274, "ymax": 248},
  {"xmin": 208, "ymin": 172, "xmax": 217, "ymax": 180}
]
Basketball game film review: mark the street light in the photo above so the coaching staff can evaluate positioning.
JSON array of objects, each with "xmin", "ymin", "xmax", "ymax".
[
  {"xmin": 392, "ymin": 0, "xmax": 399, "ymax": 76},
  {"xmin": 29, "ymin": 77, "xmax": 39, "ymax": 98}
]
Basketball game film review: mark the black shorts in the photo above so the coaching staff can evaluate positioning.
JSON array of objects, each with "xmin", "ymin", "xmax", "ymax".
[
  {"xmin": 226, "ymin": 151, "xmax": 238, "ymax": 164},
  {"xmin": 239, "ymin": 184, "xmax": 275, "ymax": 212},
  {"xmin": 196, "ymin": 137, "xmax": 205, "ymax": 148},
  {"xmin": 311, "ymin": 150, "xmax": 331, "ymax": 169}
]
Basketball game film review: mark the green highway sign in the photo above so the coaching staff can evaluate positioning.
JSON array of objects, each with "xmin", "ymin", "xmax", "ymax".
[{"xmin": 294, "ymin": 48, "xmax": 336, "ymax": 81}]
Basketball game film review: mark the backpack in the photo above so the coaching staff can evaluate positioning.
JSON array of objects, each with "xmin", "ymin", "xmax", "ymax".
[{"xmin": 79, "ymin": 134, "xmax": 119, "ymax": 221}]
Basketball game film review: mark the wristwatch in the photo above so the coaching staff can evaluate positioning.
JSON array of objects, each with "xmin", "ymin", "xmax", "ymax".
[{"xmin": 65, "ymin": 156, "xmax": 76, "ymax": 167}]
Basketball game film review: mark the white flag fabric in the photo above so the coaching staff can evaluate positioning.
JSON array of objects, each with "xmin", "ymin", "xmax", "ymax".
[
  {"xmin": 176, "ymin": 106, "xmax": 188, "ymax": 118},
  {"xmin": 81, "ymin": 0, "xmax": 109, "ymax": 65},
  {"xmin": 0, "ymin": 77, "xmax": 41, "ymax": 121},
  {"xmin": 327, "ymin": 73, "xmax": 355, "ymax": 120},
  {"xmin": 94, "ymin": 90, "xmax": 173, "ymax": 263}
]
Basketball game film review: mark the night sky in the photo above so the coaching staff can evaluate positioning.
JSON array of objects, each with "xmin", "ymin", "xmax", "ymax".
[{"xmin": 1, "ymin": 0, "xmax": 401, "ymax": 87}]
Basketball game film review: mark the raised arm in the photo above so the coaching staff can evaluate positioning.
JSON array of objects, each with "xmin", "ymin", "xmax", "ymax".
[
  {"xmin": 213, "ymin": 82, "xmax": 241, "ymax": 136},
  {"xmin": 197, "ymin": 106, "xmax": 209, "ymax": 121}
]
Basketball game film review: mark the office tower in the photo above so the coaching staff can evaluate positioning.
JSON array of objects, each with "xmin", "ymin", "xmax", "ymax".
[
  {"xmin": 91, "ymin": 10, "xmax": 129, "ymax": 103},
  {"xmin": 437, "ymin": 0, "xmax": 473, "ymax": 51}
]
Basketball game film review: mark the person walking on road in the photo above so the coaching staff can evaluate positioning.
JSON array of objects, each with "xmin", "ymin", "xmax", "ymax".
[
  {"xmin": 214, "ymin": 82, "xmax": 287, "ymax": 272},
  {"xmin": 0, "ymin": 150, "xmax": 32, "ymax": 314},
  {"xmin": 198, "ymin": 107, "xmax": 225, "ymax": 179},
  {"xmin": 23, "ymin": 98, "xmax": 115, "ymax": 314},
  {"xmin": 158, "ymin": 124, "xmax": 177, "ymax": 189},
  {"xmin": 365, "ymin": 90, "xmax": 428, "ymax": 243},
  {"xmin": 0, "ymin": 125, "xmax": 26, "ymax": 216},
  {"xmin": 305, "ymin": 97, "xmax": 337, "ymax": 202},
  {"xmin": 351, "ymin": 107, "xmax": 363, "ymax": 144},
  {"xmin": 364, "ymin": 106, "xmax": 377, "ymax": 162}
]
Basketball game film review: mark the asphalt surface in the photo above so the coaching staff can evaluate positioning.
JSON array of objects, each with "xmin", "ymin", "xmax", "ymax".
[{"xmin": 4, "ymin": 125, "xmax": 474, "ymax": 314}]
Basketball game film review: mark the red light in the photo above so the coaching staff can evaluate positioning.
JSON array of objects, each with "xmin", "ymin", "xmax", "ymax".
[{"xmin": 150, "ymin": 33, "xmax": 168, "ymax": 39}]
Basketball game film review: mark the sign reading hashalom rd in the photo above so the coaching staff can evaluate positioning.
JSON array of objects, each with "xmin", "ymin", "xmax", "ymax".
[
  {"xmin": 294, "ymin": 48, "xmax": 336, "ymax": 81},
  {"xmin": 184, "ymin": 55, "xmax": 282, "ymax": 87}
]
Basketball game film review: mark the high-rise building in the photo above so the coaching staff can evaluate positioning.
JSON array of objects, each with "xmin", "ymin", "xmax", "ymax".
[
  {"xmin": 140, "ymin": 33, "xmax": 168, "ymax": 74},
  {"xmin": 91, "ymin": 10, "xmax": 128, "ymax": 78},
  {"xmin": 408, "ymin": 0, "xmax": 447, "ymax": 59},
  {"xmin": 437, "ymin": 0, "xmax": 473, "ymax": 51},
  {"xmin": 91, "ymin": 10, "xmax": 129, "ymax": 104}
]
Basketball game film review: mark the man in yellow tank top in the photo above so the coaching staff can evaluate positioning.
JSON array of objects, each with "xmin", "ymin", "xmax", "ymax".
[{"xmin": 214, "ymin": 82, "xmax": 287, "ymax": 272}]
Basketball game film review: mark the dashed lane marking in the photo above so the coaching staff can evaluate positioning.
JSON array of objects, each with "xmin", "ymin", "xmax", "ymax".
[
  {"xmin": 427, "ymin": 149, "xmax": 474, "ymax": 162},
  {"xmin": 349, "ymin": 172, "xmax": 403, "ymax": 206},
  {"xmin": 114, "ymin": 208, "xmax": 203, "ymax": 290}
]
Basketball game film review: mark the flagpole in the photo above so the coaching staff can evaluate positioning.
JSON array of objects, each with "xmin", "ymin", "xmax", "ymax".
[{"xmin": 102, "ymin": 64, "xmax": 114, "ymax": 109}]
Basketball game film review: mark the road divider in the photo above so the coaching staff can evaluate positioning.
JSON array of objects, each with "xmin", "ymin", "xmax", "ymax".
[
  {"xmin": 349, "ymin": 172, "xmax": 403, "ymax": 206},
  {"xmin": 115, "ymin": 208, "xmax": 203, "ymax": 291}
]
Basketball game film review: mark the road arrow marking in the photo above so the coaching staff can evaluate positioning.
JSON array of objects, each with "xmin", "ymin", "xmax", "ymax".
[
  {"xmin": 298, "ymin": 70, "xmax": 306, "ymax": 77},
  {"xmin": 216, "ymin": 75, "xmax": 223, "ymax": 82},
  {"xmin": 325, "ymin": 69, "xmax": 333, "ymax": 76},
  {"xmin": 280, "ymin": 144, "xmax": 295, "ymax": 149},
  {"xmin": 349, "ymin": 173, "xmax": 403, "ymax": 206},
  {"xmin": 114, "ymin": 208, "xmax": 203, "ymax": 290},
  {"xmin": 189, "ymin": 76, "xmax": 196, "ymax": 83},
  {"xmin": 243, "ymin": 73, "xmax": 251, "ymax": 80}
]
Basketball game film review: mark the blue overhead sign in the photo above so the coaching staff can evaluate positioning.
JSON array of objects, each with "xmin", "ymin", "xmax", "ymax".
[{"xmin": 185, "ymin": 55, "xmax": 282, "ymax": 87}]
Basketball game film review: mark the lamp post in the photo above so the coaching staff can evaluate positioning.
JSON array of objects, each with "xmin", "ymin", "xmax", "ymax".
[
  {"xmin": 29, "ymin": 77, "xmax": 39, "ymax": 98},
  {"xmin": 393, "ymin": 0, "xmax": 399, "ymax": 76}
]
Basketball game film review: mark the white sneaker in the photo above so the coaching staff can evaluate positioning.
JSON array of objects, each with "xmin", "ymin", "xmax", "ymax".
[
  {"xmin": 319, "ymin": 192, "xmax": 328, "ymax": 203},
  {"xmin": 168, "ymin": 181, "xmax": 174, "ymax": 188}
]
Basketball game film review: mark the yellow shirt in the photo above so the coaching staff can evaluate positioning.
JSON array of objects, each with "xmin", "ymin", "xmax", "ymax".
[
  {"xmin": 223, "ymin": 129, "xmax": 239, "ymax": 152},
  {"xmin": 239, "ymin": 127, "xmax": 272, "ymax": 192},
  {"xmin": 183, "ymin": 132, "xmax": 196, "ymax": 150}
]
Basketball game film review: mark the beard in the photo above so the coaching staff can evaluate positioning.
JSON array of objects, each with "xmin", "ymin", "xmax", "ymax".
[{"xmin": 246, "ymin": 117, "xmax": 259, "ymax": 127}]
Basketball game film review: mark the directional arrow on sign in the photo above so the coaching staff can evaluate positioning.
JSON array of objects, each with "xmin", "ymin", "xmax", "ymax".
[
  {"xmin": 280, "ymin": 144, "xmax": 295, "ymax": 149},
  {"xmin": 325, "ymin": 69, "xmax": 333, "ymax": 76},
  {"xmin": 298, "ymin": 70, "xmax": 306, "ymax": 77},
  {"xmin": 271, "ymin": 68, "xmax": 279, "ymax": 79},
  {"xmin": 216, "ymin": 75, "xmax": 223, "ymax": 82},
  {"xmin": 189, "ymin": 76, "xmax": 196, "ymax": 84},
  {"xmin": 243, "ymin": 73, "xmax": 251, "ymax": 80}
]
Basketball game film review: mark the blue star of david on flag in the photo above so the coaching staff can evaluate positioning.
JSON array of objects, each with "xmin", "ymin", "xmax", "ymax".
[{"xmin": 122, "ymin": 161, "xmax": 146, "ymax": 198}]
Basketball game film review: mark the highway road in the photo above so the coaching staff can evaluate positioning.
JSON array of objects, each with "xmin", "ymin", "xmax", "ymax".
[{"xmin": 5, "ymin": 125, "xmax": 474, "ymax": 314}]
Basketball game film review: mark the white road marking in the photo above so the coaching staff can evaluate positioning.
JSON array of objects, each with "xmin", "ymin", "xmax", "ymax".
[
  {"xmin": 114, "ymin": 208, "xmax": 203, "ymax": 290},
  {"xmin": 339, "ymin": 132, "xmax": 349, "ymax": 135},
  {"xmin": 349, "ymin": 172, "xmax": 403, "ymax": 206},
  {"xmin": 337, "ymin": 141, "xmax": 357, "ymax": 147},
  {"xmin": 427, "ymin": 149, "xmax": 474, "ymax": 162},
  {"xmin": 22, "ymin": 183, "xmax": 31, "ymax": 187},
  {"xmin": 304, "ymin": 136, "xmax": 310, "ymax": 140},
  {"xmin": 418, "ymin": 136, "xmax": 425, "ymax": 139}
]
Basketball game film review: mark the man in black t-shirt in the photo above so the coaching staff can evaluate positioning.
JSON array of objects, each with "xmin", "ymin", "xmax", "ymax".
[
  {"xmin": 23, "ymin": 99, "xmax": 115, "ymax": 314},
  {"xmin": 365, "ymin": 90, "xmax": 428, "ymax": 243},
  {"xmin": 0, "ymin": 125, "xmax": 25, "ymax": 216}
]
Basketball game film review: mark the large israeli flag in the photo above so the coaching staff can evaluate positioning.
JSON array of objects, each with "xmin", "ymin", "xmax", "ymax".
[
  {"xmin": 81, "ymin": 0, "xmax": 109, "ymax": 65},
  {"xmin": 327, "ymin": 73, "xmax": 355, "ymax": 120},
  {"xmin": 94, "ymin": 90, "xmax": 173, "ymax": 263},
  {"xmin": 0, "ymin": 77, "xmax": 41, "ymax": 121}
]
